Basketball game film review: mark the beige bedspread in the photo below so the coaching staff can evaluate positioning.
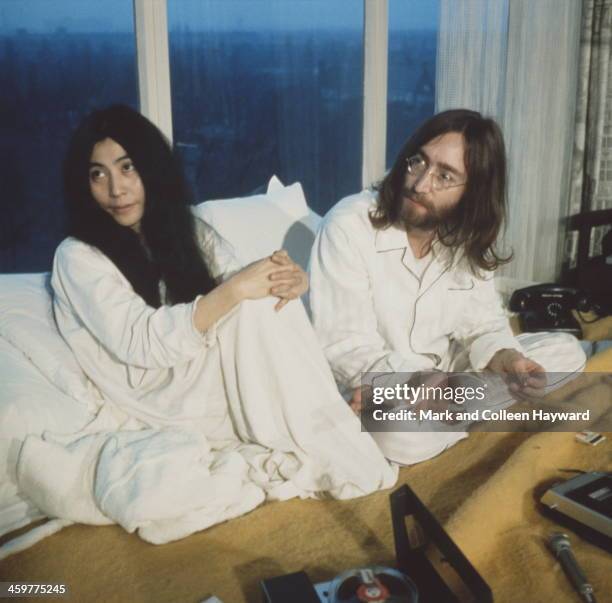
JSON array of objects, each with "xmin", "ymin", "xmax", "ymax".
[{"xmin": 1, "ymin": 350, "xmax": 611, "ymax": 603}]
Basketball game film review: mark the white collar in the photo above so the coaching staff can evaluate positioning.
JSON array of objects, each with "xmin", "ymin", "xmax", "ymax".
[
  {"xmin": 374, "ymin": 224, "xmax": 446, "ymax": 261},
  {"xmin": 374, "ymin": 224, "xmax": 409, "ymax": 252}
]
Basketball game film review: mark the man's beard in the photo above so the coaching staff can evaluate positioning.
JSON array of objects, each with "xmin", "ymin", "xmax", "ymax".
[{"xmin": 399, "ymin": 186, "xmax": 456, "ymax": 230}]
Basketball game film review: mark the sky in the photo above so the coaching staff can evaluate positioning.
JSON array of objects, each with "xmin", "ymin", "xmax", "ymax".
[{"xmin": 0, "ymin": 0, "xmax": 439, "ymax": 33}]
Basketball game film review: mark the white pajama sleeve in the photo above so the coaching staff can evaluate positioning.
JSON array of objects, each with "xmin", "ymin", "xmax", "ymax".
[
  {"xmin": 309, "ymin": 222, "xmax": 429, "ymax": 391},
  {"xmin": 453, "ymin": 274, "xmax": 523, "ymax": 370},
  {"xmin": 52, "ymin": 240, "xmax": 208, "ymax": 370}
]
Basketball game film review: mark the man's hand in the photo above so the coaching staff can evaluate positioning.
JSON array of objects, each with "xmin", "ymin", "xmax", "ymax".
[
  {"xmin": 269, "ymin": 250, "xmax": 309, "ymax": 311},
  {"xmin": 349, "ymin": 385, "xmax": 369, "ymax": 413},
  {"xmin": 486, "ymin": 348, "xmax": 547, "ymax": 397}
]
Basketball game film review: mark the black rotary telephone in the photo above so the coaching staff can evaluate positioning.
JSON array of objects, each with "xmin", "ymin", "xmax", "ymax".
[{"xmin": 509, "ymin": 284, "xmax": 592, "ymax": 337}]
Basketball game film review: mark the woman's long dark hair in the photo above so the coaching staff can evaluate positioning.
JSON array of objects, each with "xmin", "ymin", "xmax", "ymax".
[
  {"xmin": 371, "ymin": 109, "xmax": 512, "ymax": 273},
  {"xmin": 63, "ymin": 104, "xmax": 217, "ymax": 307}
]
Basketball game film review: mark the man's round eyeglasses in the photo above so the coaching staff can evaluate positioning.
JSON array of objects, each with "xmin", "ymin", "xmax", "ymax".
[{"xmin": 405, "ymin": 154, "xmax": 466, "ymax": 191}]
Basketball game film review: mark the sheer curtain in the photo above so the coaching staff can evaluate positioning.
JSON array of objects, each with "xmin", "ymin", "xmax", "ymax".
[
  {"xmin": 565, "ymin": 0, "xmax": 612, "ymax": 270},
  {"xmin": 436, "ymin": 0, "xmax": 582, "ymax": 282},
  {"xmin": 436, "ymin": 0, "xmax": 508, "ymax": 117}
]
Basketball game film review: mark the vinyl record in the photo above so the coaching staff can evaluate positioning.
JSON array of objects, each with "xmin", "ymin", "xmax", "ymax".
[{"xmin": 328, "ymin": 566, "xmax": 418, "ymax": 603}]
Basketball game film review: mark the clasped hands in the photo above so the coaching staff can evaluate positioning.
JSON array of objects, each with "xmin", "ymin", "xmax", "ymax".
[{"xmin": 229, "ymin": 249, "xmax": 308, "ymax": 311}]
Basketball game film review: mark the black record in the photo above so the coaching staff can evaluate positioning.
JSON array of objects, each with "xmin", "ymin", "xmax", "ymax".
[{"xmin": 328, "ymin": 566, "xmax": 418, "ymax": 603}]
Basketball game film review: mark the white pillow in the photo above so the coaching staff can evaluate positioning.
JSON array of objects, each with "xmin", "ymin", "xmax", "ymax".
[
  {"xmin": 0, "ymin": 337, "xmax": 94, "ymax": 442},
  {"xmin": 0, "ymin": 274, "xmax": 101, "ymax": 535},
  {"xmin": 193, "ymin": 176, "xmax": 321, "ymax": 270},
  {"xmin": 0, "ymin": 337, "xmax": 94, "ymax": 537},
  {"xmin": 266, "ymin": 174, "xmax": 285, "ymax": 193},
  {"xmin": 0, "ymin": 273, "xmax": 99, "ymax": 409}
]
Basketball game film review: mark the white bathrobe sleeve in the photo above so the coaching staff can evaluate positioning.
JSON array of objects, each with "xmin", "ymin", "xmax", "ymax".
[
  {"xmin": 52, "ymin": 238, "xmax": 211, "ymax": 370},
  {"xmin": 452, "ymin": 273, "xmax": 523, "ymax": 370}
]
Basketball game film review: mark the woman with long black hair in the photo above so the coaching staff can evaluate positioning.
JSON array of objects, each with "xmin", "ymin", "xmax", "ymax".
[{"xmin": 47, "ymin": 105, "xmax": 396, "ymax": 534}]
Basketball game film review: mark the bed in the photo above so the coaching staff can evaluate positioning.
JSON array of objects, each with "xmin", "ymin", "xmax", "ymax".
[{"xmin": 1, "ymin": 177, "xmax": 611, "ymax": 602}]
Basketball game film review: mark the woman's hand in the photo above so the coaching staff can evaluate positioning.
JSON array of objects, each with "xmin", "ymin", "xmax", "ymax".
[
  {"xmin": 193, "ymin": 252, "xmax": 304, "ymax": 333},
  {"xmin": 268, "ymin": 250, "xmax": 309, "ymax": 311},
  {"xmin": 227, "ymin": 256, "xmax": 287, "ymax": 303},
  {"xmin": 226, "ymin": 250, "xmax": 307, "ymax": 311}
]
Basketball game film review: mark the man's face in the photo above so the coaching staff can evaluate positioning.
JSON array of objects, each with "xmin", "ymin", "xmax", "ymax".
[{"xmin": 400, "ymin": 131, "xmax": 467, "ymax": 230}]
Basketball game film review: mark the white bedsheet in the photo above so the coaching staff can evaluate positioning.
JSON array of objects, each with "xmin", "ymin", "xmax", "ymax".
[
  {"xmin": 0, "ymin": 335, "xmax": 94, "ymax": 542},
  {"xmin": 1, "ymin": 297, "xmax": 398, "ymax": 560}
]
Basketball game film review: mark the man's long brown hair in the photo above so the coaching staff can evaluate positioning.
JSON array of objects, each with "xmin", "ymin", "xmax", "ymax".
[{"xmin": 371, "ymin": 109, "xmax": 512, "ymax": 273}]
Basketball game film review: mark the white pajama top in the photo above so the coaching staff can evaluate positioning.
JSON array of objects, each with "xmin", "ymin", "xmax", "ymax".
[{"xmin": 308, "ymin": 190, "xmax": 523, "ymax": 393}]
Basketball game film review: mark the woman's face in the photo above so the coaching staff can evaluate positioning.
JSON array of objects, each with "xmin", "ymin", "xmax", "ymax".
[{"xmin": 88, "ymin": 138, "xmax": 146, "ymax": 233}]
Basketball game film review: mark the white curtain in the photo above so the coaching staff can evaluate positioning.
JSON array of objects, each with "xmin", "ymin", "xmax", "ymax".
[
  {"xmin": 437, "ymin": 0, "xmax": 582, "ymax": 282},
  {"xmin": 565, "ymin": 0, "xmax": 612, "ymax": 271},
  {"xmin": 436, "ymin": 0, "xmax": 508, "ymax": 116}
]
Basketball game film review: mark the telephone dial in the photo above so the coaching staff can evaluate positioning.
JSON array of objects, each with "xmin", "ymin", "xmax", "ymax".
[{"xmin": 509, "ymin": 284, "xmax": 591, "ymax": 337}]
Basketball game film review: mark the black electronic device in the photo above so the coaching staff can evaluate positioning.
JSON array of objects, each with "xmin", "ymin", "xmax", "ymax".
[
  {"xmin": 573, "ymin": 258, "xmax": 612, "ymax": 318},
  {"xmin": 540, "ymin": 471, "xmax": 612, "ymax": 553},
  {"xmin": 261, "ymin": 485, "xmax": 493, "ymax": 602},
  {"xmin": 260, "ymin": 571, "xmax": 321, "ymax": 603},
  {"xmin": 563, "ymin": 207, "xmax": 612, "ymax": 318},
  {"xmin": 509, "ymin": 284, "xmax": 591, "ymax": 336}
]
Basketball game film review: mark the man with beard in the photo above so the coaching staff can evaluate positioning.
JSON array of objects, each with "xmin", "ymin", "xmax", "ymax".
[{"xmin": 308, "ymin": 109, "xmax": 585, "ymax": 464}]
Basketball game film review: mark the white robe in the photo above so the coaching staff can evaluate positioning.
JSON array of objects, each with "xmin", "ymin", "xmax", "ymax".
[
  {"xmin": 308, "ymin": 191, "xmax": 586, "ymax": 465},
  {"xmin": 4, "ymin": 220, "xmax": 397, "ymax": 557}
]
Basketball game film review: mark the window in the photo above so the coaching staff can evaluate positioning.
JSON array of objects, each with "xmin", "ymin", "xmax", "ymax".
[
  {"xmin": 0, "ymin": 0, "xmax": 138, "ymax": 272},
  {"xmin": 167, "ymin": 0, "xmax": 363, "ymax": 215},
  {"xmin": 3, "ymin": 0, "xmax": 441, "ymax": 272},
  {"xmin": 386, "ymin": 0, "xmax": 439, "ymax": 166}
]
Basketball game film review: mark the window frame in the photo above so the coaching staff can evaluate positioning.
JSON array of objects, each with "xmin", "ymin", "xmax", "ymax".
[
  {"xmin": 133, "ymin": 0, "xmax": 391, "ymax": 189},
  {"xmin": 133, "ymin": 0, "xmax": 173, "ymax": 142}
]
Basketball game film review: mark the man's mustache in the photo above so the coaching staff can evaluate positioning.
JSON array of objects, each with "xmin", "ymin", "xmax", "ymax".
[{"xmin": 401, "ymin": 187, "xmax": 434, "ymax": 211}]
